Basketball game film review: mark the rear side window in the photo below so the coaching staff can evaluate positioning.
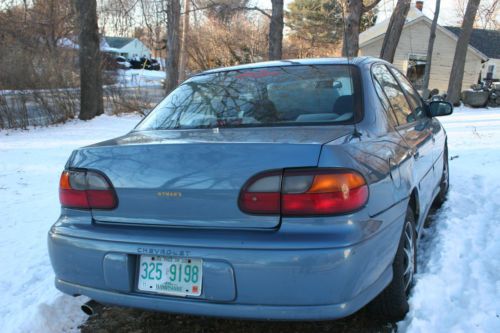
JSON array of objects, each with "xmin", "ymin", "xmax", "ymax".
[
  {"xmin": 373, "ymin": 76, "xmax": 398, "ymax": 127},
  {"xmin": 136, "ymin": 65, "xmax": 362, "ymax": 130},
  {"xmin": 372, "ymin": 64, "xmax": 413, "ymax": 125},
  {"xmin": 390, "ymin": 68, "xmax": 427, "ymax": 120}
]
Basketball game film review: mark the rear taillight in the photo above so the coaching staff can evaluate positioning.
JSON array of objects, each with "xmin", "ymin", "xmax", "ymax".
[
  {"xmin": 59, "ymin": 170, "xmax": 117, "ymax": 209},
  {"xmin": 239, "ymin": 169, "xmax": 368, "ymax": 216}
]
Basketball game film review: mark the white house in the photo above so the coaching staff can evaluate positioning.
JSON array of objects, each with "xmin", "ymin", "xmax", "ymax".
[
  {"xmin": 101, "ymin": 36, "xmax": 152, "ymax": 59},
  {"xmin": 359, "ymin": 4, "xmax": 490, "ymax": 93}
]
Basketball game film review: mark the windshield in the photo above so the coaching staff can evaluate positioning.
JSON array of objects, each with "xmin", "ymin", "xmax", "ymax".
[{"xmin": 136, "ymin": 65, "xmax": 361, "ymax": 130}]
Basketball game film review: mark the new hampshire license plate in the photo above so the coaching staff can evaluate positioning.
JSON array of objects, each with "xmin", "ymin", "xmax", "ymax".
[{"xmin": 137, "ymin": 255, "xmax": 202, "ymax": 297}]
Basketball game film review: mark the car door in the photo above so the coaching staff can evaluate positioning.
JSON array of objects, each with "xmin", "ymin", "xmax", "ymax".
[
  {"xmin": 390, "ymin": 68, "xmax": 445, "ymax": 192},
  {"xmin": 372, "ymin": 64, "xmax": 435, "ymax": 216},
  {"xmin": 368, "ymin": 65, "xmax": 412, "ymax": 214}
]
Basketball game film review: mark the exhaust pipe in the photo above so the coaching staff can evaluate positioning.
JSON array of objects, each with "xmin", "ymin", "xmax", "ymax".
[{"xmin": 81, "ymin": 300, "xmax": 103, "ymax": 316}]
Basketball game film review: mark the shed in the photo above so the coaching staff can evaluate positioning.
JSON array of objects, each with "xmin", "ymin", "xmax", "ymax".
[{"xmin": 359, "ymin": 6, "xmax": 488, "ymax": 93}]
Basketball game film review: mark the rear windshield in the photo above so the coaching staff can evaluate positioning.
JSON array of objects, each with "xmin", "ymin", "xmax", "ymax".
[{"xmin": 136, "ymin": 65, "xmax": 361, "ymax": 130}]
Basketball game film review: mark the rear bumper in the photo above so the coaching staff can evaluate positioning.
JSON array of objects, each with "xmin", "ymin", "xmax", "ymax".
[
  {"xmin": 48, "ymin": 204, "xmax": 406, "ymax": 320},
  {"xmin": 55, "ymin": 265, "xmax": 391, "ymax": 320}
]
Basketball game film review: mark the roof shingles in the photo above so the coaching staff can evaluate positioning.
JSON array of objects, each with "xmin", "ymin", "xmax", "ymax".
[
  {"xmin": 444, "ymin": 27, "xmax": 500, "ymax": 59},
  {"xmin": 104, "ymin": 36, "xmax": 135, "ymax": 49}
]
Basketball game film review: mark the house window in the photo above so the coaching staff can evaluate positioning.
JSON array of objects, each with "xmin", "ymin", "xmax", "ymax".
[
  {"xmin": 486, "ymin": 64, "xmax": 496, "ymax": 80},
  {"xmin": 406, "ymin": 54, "xmax": 427, "ymax": 90}
]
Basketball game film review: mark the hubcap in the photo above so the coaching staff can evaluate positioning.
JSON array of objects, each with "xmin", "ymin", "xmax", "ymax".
[{"xmin": 402, "ymin": 221, "xmax": 415, "ymax": 292}]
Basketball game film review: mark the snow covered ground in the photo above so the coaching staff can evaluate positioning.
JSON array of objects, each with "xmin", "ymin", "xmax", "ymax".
[
  {"xmin": 115, "ymin": 69, "xmax": 165, "ymax": 87},
  {"xmin": 400, "ymin": 106, "xmax": 500, "ymax": 332},
  {"xmin": 0, "ymin": 114, "xmax": 142, "ymax": 333},
  {"xmin": 0, "ymin": 106, "xmax": 499, "ymax": 333}
]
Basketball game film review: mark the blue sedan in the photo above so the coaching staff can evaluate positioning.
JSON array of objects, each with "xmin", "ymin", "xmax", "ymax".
[{"xmin": 48, "ymin": 57, "xmax": 452, "ymax": 321}]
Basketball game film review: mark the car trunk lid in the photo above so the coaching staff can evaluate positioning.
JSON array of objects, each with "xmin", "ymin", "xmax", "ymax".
[{"xmin": 68, "ymin": 126, "xmax": 352, "ymax": 229}]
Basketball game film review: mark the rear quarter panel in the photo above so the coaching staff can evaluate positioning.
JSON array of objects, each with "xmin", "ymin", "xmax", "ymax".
[{"xmin": 318, "ymin": 61, "xmax": 413, "ymax": 218}]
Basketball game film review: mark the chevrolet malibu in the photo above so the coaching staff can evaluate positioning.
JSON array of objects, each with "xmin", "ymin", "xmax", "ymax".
[{"xmin": 48, "ymin": 57, "xmax": 452, "ymax": 321}]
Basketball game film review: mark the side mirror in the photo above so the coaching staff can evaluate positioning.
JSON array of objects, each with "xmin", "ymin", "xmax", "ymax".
[{"xmin": 429, "ymin": 101, "xmax": 453, "ymax": 117}]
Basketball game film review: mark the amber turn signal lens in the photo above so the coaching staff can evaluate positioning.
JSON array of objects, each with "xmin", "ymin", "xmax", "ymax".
[
  {"xmin": 59, "ymin": 171, "xmax": 72, "ymax": 190},
  {"xmin": 308, "ymin": 173, "xmax": 366, "ymax": 193}
]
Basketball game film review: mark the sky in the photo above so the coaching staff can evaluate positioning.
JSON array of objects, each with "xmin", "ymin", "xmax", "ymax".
[
  {"xmin": 255, "ymin": 0, "xmax": 462, "ymax": 26},
  {"xmin": 376, "ymin": 0, "xmax": 461, "ymax": 26}
]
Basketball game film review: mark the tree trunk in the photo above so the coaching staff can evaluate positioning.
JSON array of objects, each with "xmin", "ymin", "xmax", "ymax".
[
  {"xmin": 422, "ymin": 0, "xmax": 440, "ymax": 99},
  {"xmin": 342, "ymin": 0, "xmax": 381, "ymax": 57},
  {"xmin": 342, "ymin": 0, "xmax": 362, "ymax": 57},
  {"xmin": 379, "ymin": 0, "xmax": 411, "ymax": 63},
  {"xmin": 74, "ymin": 0, "xmax": 103, "ymax": 120},
  {"xmin": 447, "ymin": 0, "xmax": 481, "ymax": 105},
  {"xmin": 179, "ymin": 0, "xmax": 190, "ymax": 82},
  {"xmin": 165, "ymin": 0, "xmax": 181, "ymax": 95},
  {"xmin": 269, "ymin": 0, "xmax": 284, "ymax": 60}
]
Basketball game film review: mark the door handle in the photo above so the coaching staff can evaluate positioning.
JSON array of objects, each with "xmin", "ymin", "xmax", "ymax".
[
  {"xmin": 388, "ymin": 157, "xmax": 401, "ymax": 187},
  {"xmin": 389, "ymin": 157, "xmax": 397, "ymax": 170}
]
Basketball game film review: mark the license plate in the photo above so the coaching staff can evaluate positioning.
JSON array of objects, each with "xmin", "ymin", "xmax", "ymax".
[{"xmin": 137, "ymin": 255, "xmax": 202, "ymax": 297}]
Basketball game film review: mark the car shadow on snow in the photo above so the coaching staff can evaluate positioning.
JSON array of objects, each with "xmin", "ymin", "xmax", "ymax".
[{"xmin": 80, "ymin": 306, "xmax": 397, "ymax": 333}]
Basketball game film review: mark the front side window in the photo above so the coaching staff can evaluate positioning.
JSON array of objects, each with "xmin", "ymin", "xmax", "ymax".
[
  {"xmin": 372, "ymin": 64, "xmax": 413, "ymax": 125},
  {"xmin": 136, "ymin": 65, "xmax": 361, "ymax": 130}
]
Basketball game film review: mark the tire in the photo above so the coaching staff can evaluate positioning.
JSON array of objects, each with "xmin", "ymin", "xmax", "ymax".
[
  {"xmin": 368, "ymin": 206, "xmax": 417, "ymax": 321},
  {"xmin": 433, "ymin": 144, "xmax": 449, "ymax": 208}
]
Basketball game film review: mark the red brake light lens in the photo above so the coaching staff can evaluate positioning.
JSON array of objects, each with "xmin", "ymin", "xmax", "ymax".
[
  {"xmin": 59, "ymin": 170, "xmax": 117, "ymax": 209},
  {"xmin": 239, "ymin": 169, "xmax": 368, "ymax": 216}
]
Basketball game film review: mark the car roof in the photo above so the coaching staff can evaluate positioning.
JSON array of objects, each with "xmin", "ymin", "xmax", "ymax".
[{"xmin": 195, "ymin": 57, "xmax": 381, "ymax": 76}]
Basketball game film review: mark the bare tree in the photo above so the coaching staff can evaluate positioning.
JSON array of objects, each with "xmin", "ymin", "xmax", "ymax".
[
  {"xmin": 479, "ymin": 0, "xmax": 499, "ymax": 29},
  {"xmin": 166, "ymin": 0, "xmax": 181, "ymax": 94},
  {"xmin": 179, "ymin": 0, "xmax": 191, "ymax": 82},
  {"xmin": 422, "ymin": 0, "xmax": 441, "ymax": 98},
  {"xmin": 454, "ymin": 0, "xmax": 498, "ymax": 29},
  {"xmin": 137, "ymin": 0, "xmax": 168, "ymax": 59},
  {"xmin": 74, "ymin": 0, "xmax": 104, "ymax": 120},
  {"xmin": 186, "ymin": 13, "xmax": 268, "ymax": 70},
  {"xmin": 193, "ymin": 1, "xmax": 284, "ymax": 60},
  {"xmin": 269, "ymin": 0, "xmax": 284, "ymax": 60},
  {"xmin": 447, "ymin": 0, "xmax": 481, "ymax": 105},
  {"xmin": 379, "ymin": 0, "xmax": 411, "ymax": 63},
  {"xmin": 197, "ymin": 0, "xmax": 251, "ymax": 23},
  {"xmin": 98, "ymin": 0, "xmax": 140, "ymax": 37},
  {"xmin": 342, "ymin": 0, "xmax": 381, "ymax": 57}
]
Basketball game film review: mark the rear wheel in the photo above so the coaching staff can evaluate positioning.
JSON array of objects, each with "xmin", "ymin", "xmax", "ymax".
[
  {"xmin": 433, "ymin": 144, "xmax": 449, "ymax": 208},
  {"xmin": 368, "ymin": 206, "xmax": 416, "ymax": 321}
]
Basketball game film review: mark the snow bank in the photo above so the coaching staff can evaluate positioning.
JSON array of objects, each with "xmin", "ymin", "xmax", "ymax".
[
  {"xmin": 0, "ymin": 114, "xmax": 142, "ymax": 333},
  {"xmin": 115, "ymin": 69, "xmax": 165, "ymax": 87},
  {"xmin": 400, "ymin": 106, "xmax": 500, "ymax": 332}
]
